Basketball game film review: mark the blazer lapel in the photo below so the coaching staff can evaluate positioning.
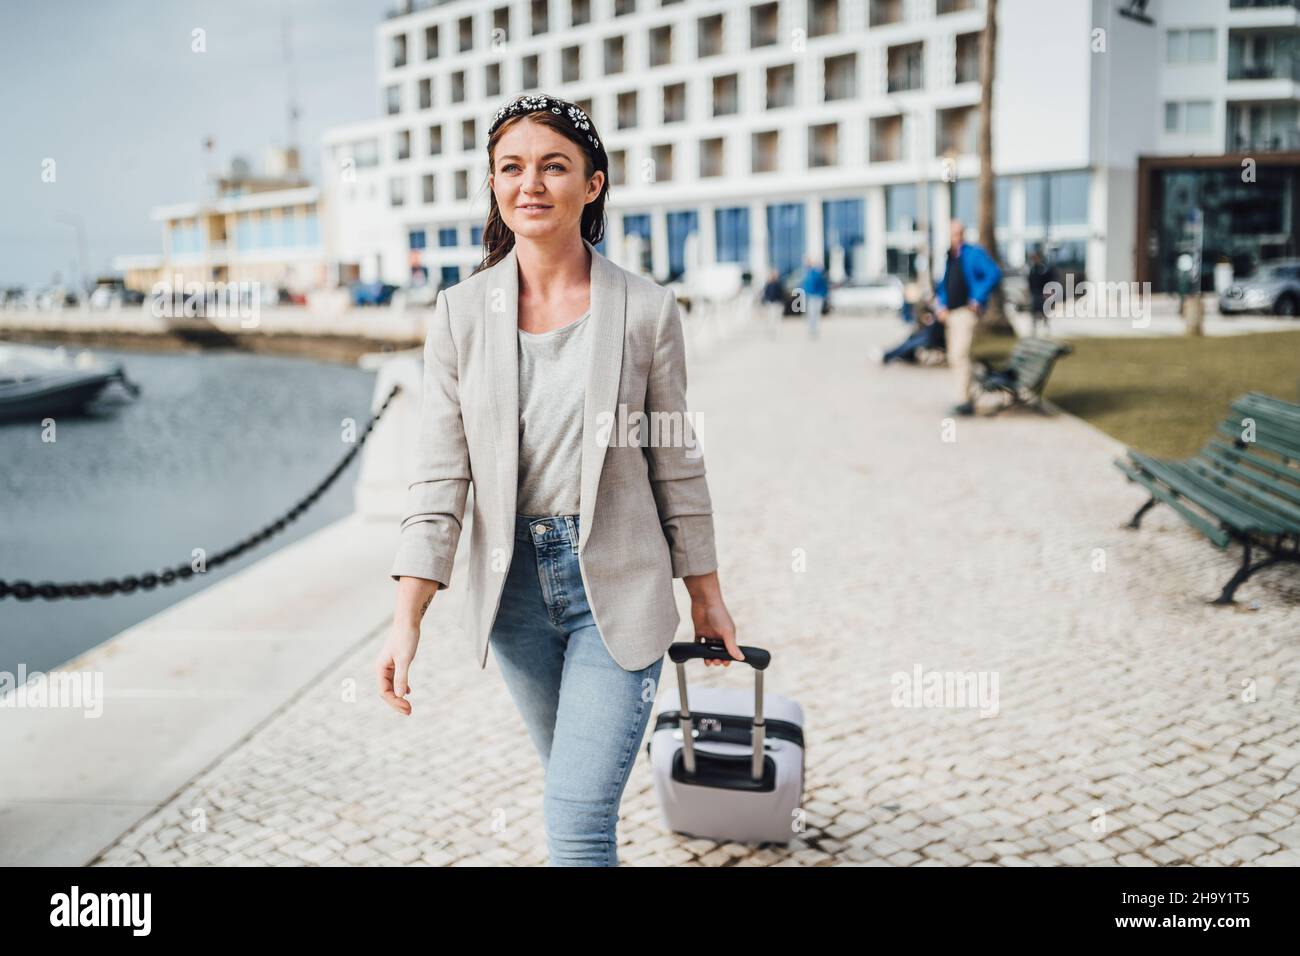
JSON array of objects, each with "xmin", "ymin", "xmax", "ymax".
[
  {"xmin": 579, "ymin": 238, "xmax": 627, "ymax": 552},
  {"xmin": 483, "ymin": 238, "xmax": 626, "ymax": 553}
]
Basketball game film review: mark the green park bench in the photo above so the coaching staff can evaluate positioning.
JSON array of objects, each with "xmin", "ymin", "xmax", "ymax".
[
  {"xmin": 1114, "ymin": 391, "xmax": 1300, "ymax": 604},
  {"xmin": 972, "ymin": 337, "xmax": 1073, "ymax": 414}
]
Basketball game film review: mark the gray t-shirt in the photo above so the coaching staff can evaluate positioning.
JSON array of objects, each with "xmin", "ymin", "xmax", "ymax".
[{"xmin": 516, "ymin": 309, "xmax": 591, "ymax": 516}]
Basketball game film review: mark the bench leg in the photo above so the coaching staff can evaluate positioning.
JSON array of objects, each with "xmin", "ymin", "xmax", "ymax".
[
  {"xmin": 1209, "ymin": 540, "xmax": 1296, "ymax": 606},
  {"xmin": 1125, "ymin": 495, "xmax": 1157, "ymax": 530}
]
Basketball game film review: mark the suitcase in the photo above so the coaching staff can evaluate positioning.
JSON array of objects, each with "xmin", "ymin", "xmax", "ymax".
[{"xmin": 646, "ymin": 637, "xmax": 805, "ymax": 845}]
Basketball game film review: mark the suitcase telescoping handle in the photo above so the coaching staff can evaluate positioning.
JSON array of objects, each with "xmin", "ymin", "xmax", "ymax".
[{"xmin": 667, "ymin": 637, "xmax": 771, "ymax": 782}]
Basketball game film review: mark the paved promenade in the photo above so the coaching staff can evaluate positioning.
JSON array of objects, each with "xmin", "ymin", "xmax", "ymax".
[{"xmin": 91, "ymin": 313, "xmax": 1300, "ymax": 867}]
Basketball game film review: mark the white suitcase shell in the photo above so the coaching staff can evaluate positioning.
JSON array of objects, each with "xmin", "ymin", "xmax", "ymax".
[{"xmin": 647, "ymin": 640, "xmax": 805, "ymax": 846}]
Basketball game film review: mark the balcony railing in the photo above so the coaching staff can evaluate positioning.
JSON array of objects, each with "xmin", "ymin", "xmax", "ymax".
[
  {"xmin": 1228, "ymin": 53, "xmax": 1300, "ymax": 80},
  {"xmin": 1226, "ymin": 128, "xmax": 1300, "ymax": 151},
  {"xmin": 1229, "ymin": 0, "xmax": 1300, "ymax": 10}
]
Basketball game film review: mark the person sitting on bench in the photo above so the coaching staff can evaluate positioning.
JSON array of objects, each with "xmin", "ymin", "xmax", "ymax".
[{"xmin": 871, "ymin": 300, "xmax": 946, "ymax": 365}]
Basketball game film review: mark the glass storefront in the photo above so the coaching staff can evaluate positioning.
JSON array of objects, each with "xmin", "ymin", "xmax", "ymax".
[{"xmin": 1149, "ymin": 163, "xmax": 1298, "ymax": 292}]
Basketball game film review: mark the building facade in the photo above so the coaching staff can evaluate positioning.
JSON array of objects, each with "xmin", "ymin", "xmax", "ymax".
[
  {"xmin": 319, "ymin": 0, "xmax": 1299, "ymax": 293},
  {"xmin": 114, "ymin": 147, "xmax": 327, "ymax": 296}
]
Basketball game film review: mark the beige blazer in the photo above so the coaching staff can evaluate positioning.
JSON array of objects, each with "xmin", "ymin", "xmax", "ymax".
[{"xmin": 389, "ymin": 237, "xmax": 718, "ymax": 672}]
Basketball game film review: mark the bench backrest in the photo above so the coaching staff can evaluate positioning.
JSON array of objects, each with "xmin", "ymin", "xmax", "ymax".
[
  {"xmin": 1197, "ymin": 393, "xmax": 1300, "ymax": 532},
  {"xmin": 1009, "ymin": 338, "xmax": 1073, "ymax": 391}
]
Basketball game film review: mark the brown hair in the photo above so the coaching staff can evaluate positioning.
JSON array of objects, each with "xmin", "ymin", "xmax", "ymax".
[{"xmin": 473, "ymin": 94, "xmax": 610, "ymax": 276}]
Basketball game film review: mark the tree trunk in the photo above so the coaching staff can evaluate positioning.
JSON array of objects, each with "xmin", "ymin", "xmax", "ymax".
[{"xmin": 977, "ymin": 0, "xmax": 1012, "ymax": 334}]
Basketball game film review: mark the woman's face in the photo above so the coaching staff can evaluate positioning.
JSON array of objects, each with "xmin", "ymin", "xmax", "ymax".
[{"xmin": 489, "ymin": 117, "xmax": 603, "ymax": 242}]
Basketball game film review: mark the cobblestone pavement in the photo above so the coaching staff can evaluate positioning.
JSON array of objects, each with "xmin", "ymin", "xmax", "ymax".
[{"xmin": 93, "ymin": 313, "xmax": 1300, "ymax": 867}]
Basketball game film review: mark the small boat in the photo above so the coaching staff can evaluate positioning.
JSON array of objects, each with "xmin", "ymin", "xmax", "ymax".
[{"xmin": 0, "ymin": 342, "xmax": 141, "ymax": 422}]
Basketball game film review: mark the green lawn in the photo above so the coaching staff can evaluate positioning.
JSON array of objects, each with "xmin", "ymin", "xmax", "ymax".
[{"xmin": 973, "ymin": 329, "xmax": 1300, "ymax": 458}]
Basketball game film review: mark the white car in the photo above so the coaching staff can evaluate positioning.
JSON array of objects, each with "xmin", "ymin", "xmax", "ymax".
[{"xmin": 831, "ymin": 275, "xmax": 905, "ymax": 314}]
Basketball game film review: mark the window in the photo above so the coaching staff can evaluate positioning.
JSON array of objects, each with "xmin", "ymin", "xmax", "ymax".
[
  {"xmin": 808, "ymin": 123, "xmax": 838, "ymax": 167},
  {"xmin": 492, "ymin": 6, "xmax": 510, "ymax": 44},
  {"xmin": 870, "ymin": 114, "xmax": 906, "ymax": 163},
  {"xmin": 699, "ymin": 137, "xmax": 725, "ymax": 177},
  {"xmin": 615, "ymin": 0, "xmax": 636, "ymax": 14},
  {"xmin": 471, "ymin": 225, "xmax": 484, "ymax": 245},
  {"xmin": 871, "ymin": 0, "xmax": 903, "ymax": 27},
  {"xmin": 1025, "ymin": 171, "xmax": 1089, "ymax": 227},
  {"xmin": 823, "ymin": 198, "xmax": 864, "ymax": 276},
  {"xmin": 384, "ymin": 84, "xmax": 401, "ymax": 115},
  {"xmin": 531, "ymin": 0, "xmax": 549, "ymax": 36},
  {"xmin": 937, "ymin": 105, "xmax": 977, "ymax": 156},
  {"xmin": 571, "ymin": 0, "xmax": 591, "ymax": 26},
  {"xmin": 458, "ymin": 16, "xmax": 473, "ymax": 53},
  {"xmin": 389, "ymin": 176, "xmax": 407, "ymax": 207},
  {"xmin": 618, "ymin": 90, "xmax": 638, "ymax": 129},
  {"xmin": 666, "ymin": 209, "xmax": 698, "ymax": 280},
  {"xmin": 715, "ymin": 207, "xmax": 750, "ymax": 265},
  {"xmin": 451, "ymin": 71, "xmax": 466, "ymax": 103},
  {"xmin": 562, "ymin": 45, "xmax": 582, "ymax": 83},
  {"xmin": 429, "ymin": 124, "xmax": 443, "ymax": 155},
  {"xmin": 1185, "ymin": 100, "xmax": 1212, "ymax": 134},
  {"xmin": 650, "ymin": 25, "xmax": 673, "ymax": 67},
  {"xmin": 886, "ymin": 184, "xmax": 918, "ymax": 234},
  {"xmin": 1167, "ymin": 28, "xmax": 1216, "ymax": 64},
  {"xmin": 955, "ymin": 32, "xmax": 981, "ymax": 84},
  {"xmin": 409, "ymin": 229, "xmax": 427, "ymax": 250},
  {"xmin": 422, "ymin": 174, "xmax": 436, "ymax": 204},
  {"xmin": 651, "ymin": 143, "xmax": 674, "ymax": 181},
  {"xmin": 609, "ymin": 148, "xmax": 628, "ymax": 186},
  {"xmin": 824, "ymin": 53, "xmax": 856, "ymax": 101},
  {"xmin": 751, "ymin": 3, "xmax": 779, "ymax": 48},
  {"xmin": 765, "ymin": 63, "xmax": 796, "ymax": 109},
  {"xmin": 605, "ymin": 36, "xmax": 625, "ymax": 74},
  {"xmin": 522, "ymin": 54, "xmax": 539, "ymax": 89},
  {"xmin": 423, "ymin": 25, "xmax": 439, "ymax": 60},
  {"xmin": 752, "ymin": 129, "xmax": 779, "ymax": 173},
  {"xmin": 1050, "ymin": 171, "xmax": 1089, "ymax": 225},
  {"xmin": 418, "ymin": 77, "xmax": 432, "ymax": 110},
  {"xmin": 1165, "ymin": 99, "xmax": 1213, "ymax": 134},
  {"xmin": 395, "ymin": 129, "xmax": 411, "ymax": 161},
  {"xmin": 810, "ymin": 0, "xmax": 838, "ymax": 37},
  {"xmin": 439, "ymin": 227, "xmax": 458, "ymax": 247},
  {"xmin": 391, "ymin": 33, "xmax": 407, "ymax": 69},
  {"xmin": 887, "ymin": 42, "xmax": 924, "ymax": 93},
  {"xmin": 455, "ymin": 169, "xmax": 469, "ymax": 201},
  {"xmin": 462, "ymin": 119, "xmax": 476, "ymax": 151},
  {"xmin": 698, "ymin": 14, "xmax": 724, "ymax": 57},
  {"xmin": 485, "ymin": 62, "xmax": 501, "ymax": 96},
  {"xmin": 663, "ymin": 82, "xmax": 687, "ymax": 123},
  {"xmin": 713, "ymin": 73, "xmax": 739, "ymax": 116}
]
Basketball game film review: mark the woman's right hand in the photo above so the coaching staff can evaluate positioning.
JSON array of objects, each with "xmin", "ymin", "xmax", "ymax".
[
  {"xmin": 377, "ymin": 578, "xmax": 438, "ymax": 715},
  {"xmin": 376, "ymin": 621, "xmax": 421, "ymax": 716}
]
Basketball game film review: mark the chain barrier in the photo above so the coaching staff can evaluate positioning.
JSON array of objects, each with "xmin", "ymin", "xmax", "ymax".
[{"xmin": 0, "ymin": 383, "xmax": 403, "ymax": 602}]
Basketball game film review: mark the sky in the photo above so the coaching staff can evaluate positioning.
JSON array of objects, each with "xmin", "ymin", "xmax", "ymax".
[{"xmin": 0, "ymin": 0, "xmax": 392, "ymax": 289}]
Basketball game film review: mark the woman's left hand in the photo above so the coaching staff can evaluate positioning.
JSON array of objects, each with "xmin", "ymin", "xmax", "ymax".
[{"xmin": 690, "ymin": 597, "xmax": 742, "ymax": 668}]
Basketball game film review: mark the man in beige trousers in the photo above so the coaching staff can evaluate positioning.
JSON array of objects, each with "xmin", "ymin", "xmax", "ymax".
[{"xmin": 933, "ymin": 219, "xmax": 1003, "ymax": 416}]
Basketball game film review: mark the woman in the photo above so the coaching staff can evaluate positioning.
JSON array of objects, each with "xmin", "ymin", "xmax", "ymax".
[{"xmin": 376, "ymin": 94, "xmax": 741, "ymax": 866}]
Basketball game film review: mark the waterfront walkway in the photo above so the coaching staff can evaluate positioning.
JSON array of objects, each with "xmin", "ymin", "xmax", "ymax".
[{"xmin": 19, "ymin": 311, "xmax": 1300, "ymax": 866}]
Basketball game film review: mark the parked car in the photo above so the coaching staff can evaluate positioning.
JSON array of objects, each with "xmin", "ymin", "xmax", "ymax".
[
  {"xmin": 1219, "ymin": 260, "xmax": 1300, "ymax": 317},
  {"xmin": 830, "ymin": 275, "xmax": 905, "ymax": 314}
]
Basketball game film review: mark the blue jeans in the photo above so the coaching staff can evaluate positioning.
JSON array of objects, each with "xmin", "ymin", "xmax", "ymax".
[
  {"xmin": 488, "ymin": 513, "xmax": 665, "ymax": 866},
  {"xmin": 884, "ymin": 320, "xmax": 945, "ymax": 363}
]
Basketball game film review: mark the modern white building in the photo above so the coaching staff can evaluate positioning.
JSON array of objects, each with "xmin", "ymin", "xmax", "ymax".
[
  {"xmin": 320, "ymin": 0, "xmax": 1299, "ymax": 293},
  {"xmin": 112, "ymin": 147, "xmax": 327, "ymax": 295}
]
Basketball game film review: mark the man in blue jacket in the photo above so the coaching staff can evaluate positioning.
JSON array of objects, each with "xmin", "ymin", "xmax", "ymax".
[
  {"xmin": 934, "ymin": 219, "xmax": 1002, "ymax": 415},
  {"xmin": 797, "ymin": 256, "xmax": 829, "ymax": 340}
]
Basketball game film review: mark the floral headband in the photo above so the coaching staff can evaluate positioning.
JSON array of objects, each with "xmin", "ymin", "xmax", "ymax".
[{"xmin": 489, "ymin": 94, "xmax": 601, "ymax": 150}]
